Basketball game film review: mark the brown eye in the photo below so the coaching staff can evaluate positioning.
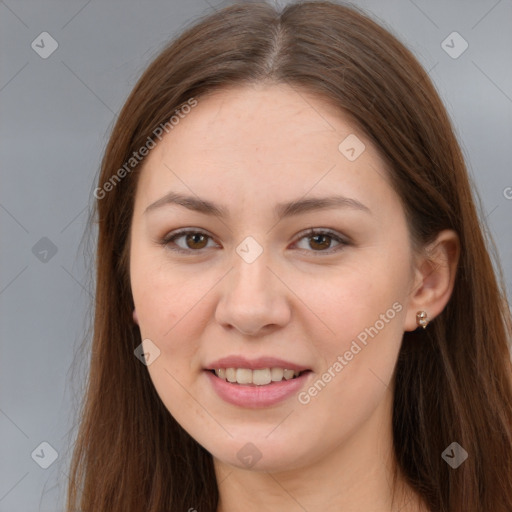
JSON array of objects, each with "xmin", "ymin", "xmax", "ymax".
[
  {"xmin": 308, "ymin": 233, "xmax": 333, "ymax": 251},
  {"xmin": 184, "ymin": 232, "xmax": 209, "ymax": 250},
  {"xmin": 294, "ymin": 229, "xmax": 347, "ymax": 254},
  {"xmin": 162, "ymin": 229, "xmax": 216, "ymax": 253}
]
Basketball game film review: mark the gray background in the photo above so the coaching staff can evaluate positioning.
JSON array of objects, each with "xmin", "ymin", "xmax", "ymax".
[{"xmin": 1, "ymin": 0, "xmax": 511, "ymax": 510}]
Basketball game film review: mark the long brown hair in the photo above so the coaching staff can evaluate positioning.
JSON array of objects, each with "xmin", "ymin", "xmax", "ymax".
[{"xmin": 66, "ymin": 2, "xmax": 512, "ymax": 510}]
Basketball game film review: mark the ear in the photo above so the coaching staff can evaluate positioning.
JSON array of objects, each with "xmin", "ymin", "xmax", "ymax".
[
  {"xmin": 133, "ymin": 309, "xmax": 139, "ymax": 325},
  {"xmin": 404, "ymin": 229, "xmax": 460, "ymax": 332}
]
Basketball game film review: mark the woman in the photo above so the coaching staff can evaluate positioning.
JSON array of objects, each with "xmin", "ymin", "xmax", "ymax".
[{"xmin": 67, "ymin": 1, "xmax": 512, "ymax": 511}]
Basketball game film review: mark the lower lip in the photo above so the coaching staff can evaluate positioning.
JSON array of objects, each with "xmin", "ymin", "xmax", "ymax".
[{"xmin": 205, "ymin": 370, "xmax": 311, "ymax": 408}]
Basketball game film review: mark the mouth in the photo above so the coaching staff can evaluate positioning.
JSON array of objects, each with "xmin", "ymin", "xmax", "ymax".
[
  {"xmin": 204, "ymin": 365, "xmax": 313, "ymax": 408},
  {"xmin": 207, "ymin": 367, "xmax": 312, "ymax": 386}
]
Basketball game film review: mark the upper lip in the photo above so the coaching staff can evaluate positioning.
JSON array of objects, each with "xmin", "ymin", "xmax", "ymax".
[{"xmin": 205, "ymin": 356, "xmax": 310, "ymax": 372}]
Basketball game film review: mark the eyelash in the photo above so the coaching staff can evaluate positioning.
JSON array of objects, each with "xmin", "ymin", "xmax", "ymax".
[{"xmin": 159, "ymin": 228, "xmax": 350, "ymax": 256}]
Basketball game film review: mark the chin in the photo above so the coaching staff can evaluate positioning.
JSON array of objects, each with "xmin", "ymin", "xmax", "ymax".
[{"xmin": 206, "ymin": 433, "xmax": 316, "ymax": 473}]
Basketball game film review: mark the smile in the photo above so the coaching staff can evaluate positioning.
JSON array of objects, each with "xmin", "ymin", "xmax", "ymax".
[
  {"xmin": 205, "ymin": 368, "xmax": 312, "ymax": 408},
  {"xmin": 211, "ymin": 367, "xmax": 306, "ymax": 385}
]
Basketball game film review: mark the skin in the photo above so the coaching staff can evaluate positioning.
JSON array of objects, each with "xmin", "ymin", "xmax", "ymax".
[{"xmin": 129, "ymin": 83, "xmax": 459, "ymax": 512}]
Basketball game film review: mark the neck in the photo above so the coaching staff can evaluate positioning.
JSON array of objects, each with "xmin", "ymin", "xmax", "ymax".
[{"xmin": 214, "ymin": 387, "xmax": 425, "ymax": 512}]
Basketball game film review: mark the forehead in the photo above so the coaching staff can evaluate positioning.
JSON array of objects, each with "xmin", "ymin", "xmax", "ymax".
[
  {"xmin": 155, "ymin": 83, "xmax": 365, "ymax": 165},
  {"xmin": 135, "ymin": 83, "xmax": 396, "ymax": 218}
]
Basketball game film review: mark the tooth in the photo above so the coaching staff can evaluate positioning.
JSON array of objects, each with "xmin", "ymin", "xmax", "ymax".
[
  {"xmin": 270, "ymin": 368, "xmax": 284, "ymax": 381},
  {"xmin": 225, "ymin": 368, "xmax": 237, "ymax": 382},
  {"xmin": 218, "ymin": 367, "xmax": 302, "ymax": 384},
  {"xmin": 236, "ymin": 368, "xmax": 252, "ymax": 384},
  {"xmin": 283, "ymin": 369, "xmax": 295, "ymax": 380},
  {"xmin": 252, "ymin": 368, "xmax": 272, "ymax": 385}
]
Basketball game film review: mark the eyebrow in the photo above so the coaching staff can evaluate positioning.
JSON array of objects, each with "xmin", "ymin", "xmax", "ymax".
[{"xmin": 144, "ymin": 191, "xmax": 371, "ymax": 219}]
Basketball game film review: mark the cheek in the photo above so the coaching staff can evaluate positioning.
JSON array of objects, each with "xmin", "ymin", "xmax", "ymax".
[
  {"xmin": 304, "ymin": 252, "xmax": 408, "ymax": 414},
  {"xmin": 311, "ymin": 257, "xmax": 407, "ymax": 348},
  {"xmin": 133, "ymin": 280, "xmax": 203, "ymax": 372},
  {"xmin": 297, "ymin": 280, "xmax": 405, "ymax": 449},
  {"xmin": 130, "ymin": 261, "xmax": 210, "ymax": 425},
  {"xmin": 131, "ymin": 245, "xmax": 202, "ymax": 333},
  {"xmin": 130, "ymin": 250, "xmax": 222, "ymax": 386}
]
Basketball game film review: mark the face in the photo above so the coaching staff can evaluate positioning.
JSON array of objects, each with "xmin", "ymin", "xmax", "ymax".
[{"xmin": 129, "ymin": 83, "xmax": 418, "ymax": 472}]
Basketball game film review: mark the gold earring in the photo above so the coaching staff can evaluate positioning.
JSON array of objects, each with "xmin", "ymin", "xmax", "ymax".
[{"xmin": 416, "ymin": 311, "xmax": 429, "ymax": 329}]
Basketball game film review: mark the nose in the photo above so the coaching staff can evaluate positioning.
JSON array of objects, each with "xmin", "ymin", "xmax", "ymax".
[{"xmin": 214, "ymin": 253, "xmax": 291, "ymax": 336}]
